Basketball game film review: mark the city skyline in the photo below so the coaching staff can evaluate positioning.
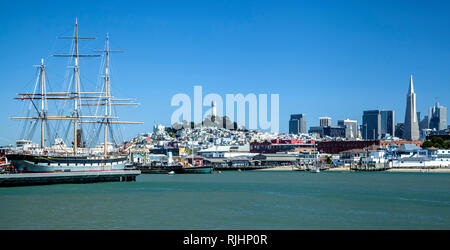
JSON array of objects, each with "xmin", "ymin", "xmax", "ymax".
[{"xmin": 1, "ymin": 0, "xmax": 450, "ymax": 145}]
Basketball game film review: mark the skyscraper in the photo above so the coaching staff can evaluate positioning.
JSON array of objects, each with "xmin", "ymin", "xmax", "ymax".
[
  {"xmin": 381, "ymin": 110, "xmax": 395, "ymax": 138},
  {"xmin": 338, "ymin": 119, "xmax": 358, "ymax": 139},
  {"xmin": 319, "ymin": 117, "xmax": 331, "ymax": 127},
  {"xmin": 419, "ymin": 115, "xmax": 429, "ymax": 130},
  {"xmin": 429, "ymin": 102, "xmax": 447, "ymax": 131},
  {"xmin": 362, "ymin": 110, "xmax": 381, "ymax": 140},
  {"xmin": 403, "ymin": 75, "xmax": 419, "ymax": 140},
  {"xmin": 323, "ymin": 126, "xmax": 346, "ymax": 138},
  {"xmin": 395, "ymin": 123, "xmax": 405, "ymax": 139},
  {"xmin": 289, "ymin": 114, "xmax": 306, "ymax": 134}
]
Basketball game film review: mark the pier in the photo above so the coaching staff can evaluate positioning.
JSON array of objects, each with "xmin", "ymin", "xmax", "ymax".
[
  {"xmin": 0, "ymin": 170, "xmax": 140, "ymax": 187},
  {"xmin": 350, "ymin": 164, "xmax": 391, "ymax": 172}
]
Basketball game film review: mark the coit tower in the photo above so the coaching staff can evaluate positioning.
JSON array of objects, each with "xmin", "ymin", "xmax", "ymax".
[{"xmin": 212, "ymin": 101, "xmax": 217, "ymax": 117}]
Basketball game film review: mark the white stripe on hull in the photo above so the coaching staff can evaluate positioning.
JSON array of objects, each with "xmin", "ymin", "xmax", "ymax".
[{"xmin": 11, "ymin": 160, "xmax": 126, "ymax": 173}]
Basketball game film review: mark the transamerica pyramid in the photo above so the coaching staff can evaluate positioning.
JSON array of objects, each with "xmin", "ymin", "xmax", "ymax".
[{"xmin": 403, "ymin": 75, "xmax": 420, "ymax": 140}]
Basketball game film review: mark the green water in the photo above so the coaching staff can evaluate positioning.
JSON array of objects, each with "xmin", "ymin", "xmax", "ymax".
[{"xmin": 0, "ymin": 171, "xmax": 449, "ymax": 229}]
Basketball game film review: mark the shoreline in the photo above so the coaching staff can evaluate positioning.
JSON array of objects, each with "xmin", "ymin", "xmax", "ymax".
[
  {"xmin": 386, "ymin": 168, "xmax": 450, "ymax": 173},
  {"xmin": 253, "ymin": 166, "xmax": 450, "ymax": 173},
  {"xmin": 253, "ymin": 166, "xmax": 300, "ymax": 171},
  {"xmin": 326, "ymin": 167, "xmax": 450, "ymax": 173}
]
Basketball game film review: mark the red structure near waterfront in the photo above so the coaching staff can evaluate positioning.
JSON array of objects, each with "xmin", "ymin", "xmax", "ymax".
[
  {"xmin": 317, "ymin": 140, "xmax": 423, "ymax": 154},
  {"xmin": 251, "ymin": 140, "xmax": 316, "ymax": 153}
]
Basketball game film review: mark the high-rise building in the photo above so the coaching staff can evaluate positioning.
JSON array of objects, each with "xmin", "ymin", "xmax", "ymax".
[
  {"xmin": 362, "ymin": 110, "xmax": 381, "ymax": 140},
  {"xmin": 395, "ymin": 123, "xmax": 404, "ymax": 139},
  {"xmin": 358, "ymin": 125, "xmax": 363, "ymax": 139},
  {"xmin": 308, "ymin": 126, "xmax": 324, "ymax": 136},
  {"xmin": 338, "ymin": 119, "xmax": 358, "ymax": 139},
  {"xmin": 381, "ymin": 110, "xmax": 395, "ymax": 138},
  {"xmin": 429, "ymin": 102, "xmax": 447, "ymax": 131},
  {"xmin": 289, "ymin": 114, "xmax": 306, "ymax": 134},
  {"xmin": 419, "ymin": 115, "xmax": 429, "ymax": 130},
  {"xmin": 403, "ymin": 75, "xmax": 419, "ymax": 140},
  {"xmin": 319, "ymin": 117, "xmax": 331, "ymax": 127},
  {"xmin": 323, "ymin": 126, "xmax": 346, "ymax": 138}
]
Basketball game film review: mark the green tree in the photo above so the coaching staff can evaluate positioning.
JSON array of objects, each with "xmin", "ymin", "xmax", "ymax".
[
  {"xmin": 422, "ymin": 140, "xmax": 432, "ymax": 148},
  {"xmin": 324, "ymin": 155, "xmax": 332, "ymax": 164},
  {"xmin": 431, "ymin": 137, "xmax": 444, "ymax": 145}
]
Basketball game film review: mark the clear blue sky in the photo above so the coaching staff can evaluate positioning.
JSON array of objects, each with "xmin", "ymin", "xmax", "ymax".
[{"xmin": 1, "ymin": 0, "xmax": 449, "ymax": 145}]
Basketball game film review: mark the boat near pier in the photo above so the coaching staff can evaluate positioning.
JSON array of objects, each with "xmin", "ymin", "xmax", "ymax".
[{"xmin": 2, "ymin": 19, "xmax": 143, "ymax": 185}]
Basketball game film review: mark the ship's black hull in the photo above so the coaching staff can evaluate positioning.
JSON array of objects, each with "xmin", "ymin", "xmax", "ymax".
[{"xmin": 5, "ymin": 153, "xmax": 128, "ymax": 173}]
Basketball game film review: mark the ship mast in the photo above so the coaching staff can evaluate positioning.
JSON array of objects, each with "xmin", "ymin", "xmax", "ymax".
[
  {"xmin": 92, "ymin": 33, "xmax": 123, "ymax": 156},
  {"xmin": 11, "ymin": 19, "xmax": 143, "ymax": 156},
  {"xmin": 39, "ymin": 59, "xmax": 46, "ymax": 149},
  {"xmin": 53, "ymin": 18, "xmax": 100, "ymax": 155}
]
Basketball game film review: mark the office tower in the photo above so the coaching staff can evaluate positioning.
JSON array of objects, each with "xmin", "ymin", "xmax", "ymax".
[
  {"xmin": 308, "ymin": 126, "xmax": 324, "ymax": 136},
  {"xmin": 395, "ymin": 123, "xmax": 404, "ymax": 138},
  {"xmin": 289, "ymin": 114, "xmax": 306, "ymax": 134},
  {"xmin": 338, "ymin": 119, "xmax": 358, "ymax": 139},
  {"xmin": 319, "ymin": 117, "xmax": 331, "ymax": 127},
  {"xmin": 403, "ymin": 75, "xmax": 419, "ymax": 140},
  {"xmin": 429, "ymin": 102, "xmax": 447, "ymax": 131},
  {"xmin": 381, "ymin": 110, "xmax": 395, "ymax": 138},
  {"xmin": 419, "ymin": 115, "xmax": 429, "ymax": 130},
  {"xmin": 358, "ymin": 125, "xmax": 363, "ymax": 139},
  {"xmin": 362, "ymin": 110, "xmax": 381, "ymax": 140},
  {"xmin": 323, "ymin": 126, "xmax": 346, "ymax": 138}
]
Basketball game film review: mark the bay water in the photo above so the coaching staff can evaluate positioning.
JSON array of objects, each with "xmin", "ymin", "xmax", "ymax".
[{"xmin": 0, "ymin": 171, "xmax": 449, "ymax": 229}]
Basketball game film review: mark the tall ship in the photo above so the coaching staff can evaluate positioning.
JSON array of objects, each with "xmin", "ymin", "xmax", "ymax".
[{"xmin": 6, "ymin": 20, "xmax": 143, "ymax": 173}]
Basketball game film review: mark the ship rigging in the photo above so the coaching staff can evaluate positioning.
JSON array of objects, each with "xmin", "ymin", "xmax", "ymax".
[{"xmin": 7, "ymin": 19, "xmax": 143, "ymax": 173}]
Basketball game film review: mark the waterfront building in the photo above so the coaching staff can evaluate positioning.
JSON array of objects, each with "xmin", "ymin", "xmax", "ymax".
[
  {"xmin": 250, "ymin": 139, "xmax": 316, "ymax": 154},
  {"xmin": 317, "ymin": 140, "xmax": 380, "ymax": 154},
  {"xmin": 289, "ymin": 114, "xmax": 307, "ymax": 134},
  {"xmin": 338, "ymin": 149, "xmax": 366, "ymax": 165},
  {"xmin": 338, "ymin": 119, "xmax": 358, "ymax": 139},
  {"xmin": 429, "ymin": 102, "xmax": 447, "ymax": 131},
  {"xmin": 317, "ymin": 140, "xmax": 423, "ymax": 154},
  {"xmin": 198, "ymin": 145, "xmax": 251, "ymax": 158},
  {"xmin": 354, "ymin": 143, "xmax": 450, "ymax": 168},
  {"xmin": 319, "ymin": 117, "xmax": 331, "ymax": 127},
  {"xmin": 403, "ymin": 75, "xmax": 420, "ymax": 140},
  {"xmin": 361, "ymin": 149, "xmax": 388, "ymax": 167},
  {"xmin": 362, "ymin": 110, "xmax": 381, "ymax": 140},
  {"xmin": 391, "ymin": 144, "xmax": 449, "ymax": 168},
  {"xmin": 253, "ymin": 153, "xmax": 298, "ymax": 166},
  {"xmin": 381, "ymin": 110, "xmax": 395, "ymax": 138}
]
